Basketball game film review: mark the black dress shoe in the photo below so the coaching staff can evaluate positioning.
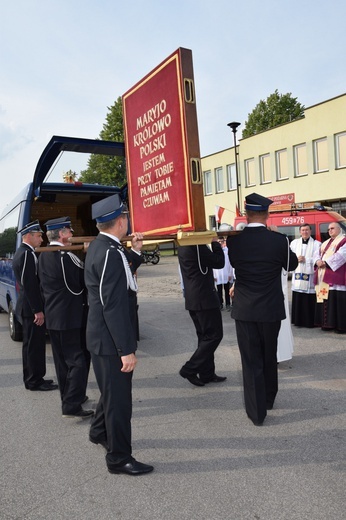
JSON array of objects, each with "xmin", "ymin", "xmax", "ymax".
[
  {"xmin": 201, "ymin": 374, "xmax": 227, "ymax": 383},
  {"xmin": 30, "ymin": 382, "xmax": 59, "ymax": 391},
  {"xmin": 62, "ymin": 409, "xmax": 95, "ymax": 419},
  {"xmin": 44, "ymin": 379, "xmax": 54, "ymax": 385},
  {"xmin": 108, "ymin": 458, "xmax": 154, "ymax": 476},
  {"xmin": 89, "ymin": 435, "xmax": 109, "ymax": 451},
  {"xmin": 248, "ymin": 417, "xmax": 264, "ymax": 426},
  {"xmin": 82, "ymin": 395, "xmax": 89, "ymax": 404},
  {"xmin": 179, "ymin": 369, "xmax": 205, "ymax": 387}
]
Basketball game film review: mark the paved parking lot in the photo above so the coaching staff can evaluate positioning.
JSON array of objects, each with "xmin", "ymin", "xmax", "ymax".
[{"xmin": 0, "ymin": 255, "xmax": 345, "ymax": 519}]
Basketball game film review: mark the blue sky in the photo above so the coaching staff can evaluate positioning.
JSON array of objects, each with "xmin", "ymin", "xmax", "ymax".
[{"xmin": 1, "ymin": 0, "xmax": 345, "ymax": 214}]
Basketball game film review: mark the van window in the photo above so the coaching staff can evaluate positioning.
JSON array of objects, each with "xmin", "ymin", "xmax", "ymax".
[
  {"xmin": 319, "ymin": 221, "xmax": 346, "ymax": 243},
  {"xmin": 275, "ymin": 225, "xmax": 316, "ymax": 243},
  {"xmin": 340, "ymin": 221, "xmax": 346, "ymax": 234},
  {"xmin": 0, "ymin": 204, "xmax": 21, "ymax": 258},
  {"xmin": 319, "ymin": 223, "xmax": 329, "ymax": 243}
]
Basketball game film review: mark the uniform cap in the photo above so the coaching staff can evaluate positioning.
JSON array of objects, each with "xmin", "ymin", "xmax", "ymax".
[
  {"xmin": 91, "ymin": 194, "xmax": 128, "ymax": 223},
  {"xmin": 245, "ymin": 193, "xmax": 273, "ymax": 211},
  {"xmin": 18, "ymin": 220, "xmax": 43, "ymax": 235},
  {"xmin": 44, "ymin": 217, "xmax": 73, "ymax": 231}
]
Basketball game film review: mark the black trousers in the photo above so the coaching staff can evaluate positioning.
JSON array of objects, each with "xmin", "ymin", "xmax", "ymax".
[
  {"xmin": 235, "ymin": 320, "xmax": 281, "ymax": 423},
  {"xmin": 22, "ymin": 316, "xmax": 46, "ymax": 389},
  {"xmin": 291, "ymin": 291, "xmax": 316, "ymax": 328},
  {"xmin": 90, "ymin": 352, "xmax": 133, "ymax": 468},
  {"xmin": 182, "ymin": 308, "xmax": 223, "ymax": 381},
  {"xmin": 49, "ymin": 328, "xmax": 88, "ymax": 414},
  {"xmin": 217, "ymin": 283, "xmax": 230, "ymax": 307}
]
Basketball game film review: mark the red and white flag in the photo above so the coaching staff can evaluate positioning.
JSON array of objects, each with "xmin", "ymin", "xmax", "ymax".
[{"xmin": 215, "ymin": 205, "xmax": 225, "ymax": 223}]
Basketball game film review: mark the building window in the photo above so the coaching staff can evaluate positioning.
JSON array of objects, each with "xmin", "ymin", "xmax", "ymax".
[
  {"xmin": 313, "ymin": 137, "xmax": 328, "ymax": 172},
  {"xmin": 203, "ymin": 170, "xmax": 212, "ymax": 195},
  {"xmin": 215, "ymin": 167, "xmax": 224, "ymax": 193},
  {"xmin": 209, "ymin": 215, "xmax": 216, "ymax": 230},
  {"xmin": 260, "ymin": 154, "xmax": 271, "ymax": 184},
  {"xmin": 276, "ymin": 149, "xmax": 288, "ymax": 180},
  {"xmin": 294, "ymin": 143, "xmax": 307, "ymax": 176},
  {"xmin": 245, "ymin": 158, "xmax": 255, "ymax": 187},
  {"xmin": 227, "ymin": 163, "xmax": 236, "ymax": 191},
  {"xmin": 335, "ymin": 132, "xmax": 346, "ymax": 168}
]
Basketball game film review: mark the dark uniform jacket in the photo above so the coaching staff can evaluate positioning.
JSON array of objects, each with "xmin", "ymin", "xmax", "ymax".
[
  {"xmin": 227, "ymin": 226, "xmax": 298, "ymax": 322},
  {"xmin": 38, "ymin": 250, "xmax": 86, "ymax": 330},
  {"xmin": 84, "ymin": 234, "xmax": 142, "ymax": 357},
  {"xmin": 178, "ymin": 242, "xmax": 224, "ymax": 311},
  {"xmin": 12, "ymin": 243, "xmax": 44, "ymax": 322}
]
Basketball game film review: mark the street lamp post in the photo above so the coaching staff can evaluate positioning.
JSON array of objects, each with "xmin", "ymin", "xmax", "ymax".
[{"xmin": 227, "ymin": 121, "xmax": 241, "ymax": 214}]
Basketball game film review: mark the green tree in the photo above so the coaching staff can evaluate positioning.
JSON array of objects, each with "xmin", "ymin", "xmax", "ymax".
[
  {"xmin": 78, "ymin": 96, "xmax": 126, "ymax": 186},
  {"xmin": 242, "ymin": 90, "xmax": 305, "ymax": 138}
]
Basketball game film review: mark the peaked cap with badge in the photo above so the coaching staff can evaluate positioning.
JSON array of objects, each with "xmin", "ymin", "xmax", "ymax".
[
  {"xmin": 245, "ymin": 193, "xmax": 274, "ymax": 212},
  {"xmin": 44, "ymin": 217, "xmax": 74, "ymax": 231},
  {"xmin": 18, "ymin": 220, "xmax": 43, "ymax": 236},
  {"xmin": 92, "ymin": 193, "xmax": 128, "ymax": 223}
]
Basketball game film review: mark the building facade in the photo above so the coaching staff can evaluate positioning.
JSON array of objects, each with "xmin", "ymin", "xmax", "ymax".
[{"xmin": 202, "ymin": 93, "xmax": 346, "ymax": 229}]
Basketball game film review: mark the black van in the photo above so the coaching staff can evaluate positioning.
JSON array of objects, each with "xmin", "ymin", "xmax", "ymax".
[{"xmin": 0, "ymin": 135, "xmax": 126, "ymax": 340}]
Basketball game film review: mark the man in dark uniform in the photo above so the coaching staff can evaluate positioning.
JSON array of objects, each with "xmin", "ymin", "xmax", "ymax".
[
  {"xmin": 178, "ymin": 240, "xmax": 226, "ymax": 386},
  {"xmin": 227, "ymin": 193, "xmax": 298, "ymax": 426},
  {"xmin": 12, "ymin": 220, "xmax": 58, "ymax": 391},
  {"xmin": 85, "ymin": 194, "xmax": 153, "ymax": 476},
  {"xmin": 38, "ymin": 217, "xmax": 93, "ymax": 419}
]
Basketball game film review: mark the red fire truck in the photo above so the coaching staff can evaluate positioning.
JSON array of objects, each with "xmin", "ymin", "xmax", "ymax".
[{"xmin": 233, "ymin": 202, "xmax": 346, "ymax": 242}]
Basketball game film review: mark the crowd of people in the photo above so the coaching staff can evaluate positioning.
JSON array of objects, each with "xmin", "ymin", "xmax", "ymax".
[
  {"xmin": 284, "ymin": 220, "xmax": 346, "ymax": 334},
  {"xmin": 12, "ymin": 192, "xmax": 346, "ymax": 476},
  {"xmin": 13, "ymin": 195, "xmax": 153, "ymax": 476}
]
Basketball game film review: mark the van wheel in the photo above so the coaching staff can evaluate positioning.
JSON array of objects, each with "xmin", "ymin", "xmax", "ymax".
[{"xmin": 8, "ymin": 302, "xmax": 22, "ymax": 342}]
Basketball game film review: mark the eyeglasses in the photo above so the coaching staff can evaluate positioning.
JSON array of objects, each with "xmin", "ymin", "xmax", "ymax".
[{"xmin": 328, "ymin": 227, "xmax": 335, "ymax": 230}]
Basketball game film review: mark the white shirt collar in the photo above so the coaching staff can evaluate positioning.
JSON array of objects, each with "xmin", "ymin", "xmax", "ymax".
[
  {"xmin": 49, "ymin": 241, "xmax": 64, "ymax": 246},
  {"xmin": 100, "ymin": 231, "xmax": 121, "ymax": 244}
]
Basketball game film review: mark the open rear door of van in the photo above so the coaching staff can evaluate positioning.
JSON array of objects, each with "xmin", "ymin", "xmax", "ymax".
[{"xmin": 32, "ymin": 135, "xmax": 125, "ymax": 198}]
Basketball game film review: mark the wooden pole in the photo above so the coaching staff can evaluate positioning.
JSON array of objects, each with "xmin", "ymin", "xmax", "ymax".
[
  {"xmin": 68, "ymin": 234, "xmax": 177, "ymax": 244},
  {"xmin": 35, "ymin": 244, "xmax": 85, "ymax": 252},
  {"xmin": 35, "ymin": 230, "xmax": 239, "ymax": 252}
]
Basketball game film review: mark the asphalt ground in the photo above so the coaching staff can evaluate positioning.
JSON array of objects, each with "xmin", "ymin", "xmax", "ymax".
[{"xmin": 0, "ymin": 255, "xmax": 345, "ymax": 520}]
